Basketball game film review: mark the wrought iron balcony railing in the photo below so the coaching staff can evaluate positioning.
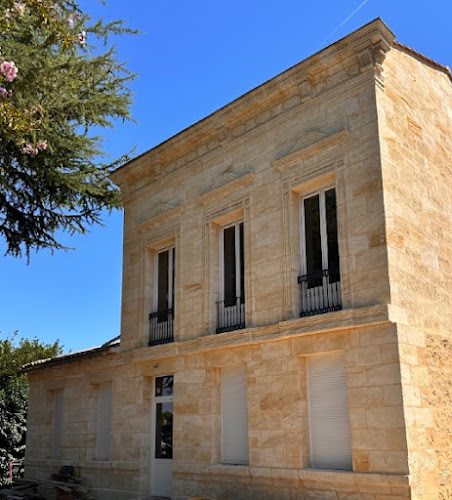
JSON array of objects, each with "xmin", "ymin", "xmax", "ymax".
[
  {"xmin": 216, "ymin": 297, "xmax": 245, "ymax": 334},
  {"xmin": 298, "ymin": 269, "xmax": 342, "ymax": 317},
  {"xmin": 149, "ymin": 309, "xmax": 174, "ymax": 346}
]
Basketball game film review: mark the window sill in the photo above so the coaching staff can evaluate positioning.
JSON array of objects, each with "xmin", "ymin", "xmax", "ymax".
[
  {"xmin": 211, "ymin": 464, "xmax": 250, "ymax": 477},
  {"xmin": 298, "ymin": 468, "xmax": 410, "ymax": 487}
]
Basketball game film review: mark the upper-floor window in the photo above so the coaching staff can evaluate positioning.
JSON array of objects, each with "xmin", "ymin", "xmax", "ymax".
[
  {"xmin": 149, "ymin": 247, "xmax": 175, "ymax": 345},
  {"xmin": 217, "ymin": 222, "xmax": 245, "ymax": 333},
  {"xmin": 299, "ymin": 188, "xmax": 341, "ymax": 316}
]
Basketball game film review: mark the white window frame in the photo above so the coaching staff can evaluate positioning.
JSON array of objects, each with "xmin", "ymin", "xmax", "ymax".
[
  {"xmin": 299, "ymin": 187, "xmax": 335, "ymax": 276},
  {"xmin": 299, "ymin": 187, "xmax": 342, "ymax": 315}
]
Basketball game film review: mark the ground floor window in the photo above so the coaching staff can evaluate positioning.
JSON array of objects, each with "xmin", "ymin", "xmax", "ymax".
[
  {"xmin": 96, "ymin": 382, "xmax": 112, "ymax": 460},
  {"xmin": 307, "ymin": 352, "xmax": 352, "ymax": 470},
  {"xmin": 221, "ymin": 365, "xmax": 248, "ymax": 465},
  {"xmin": 51, "ymin": 389, "xmax": 64, "ymax": 459}
]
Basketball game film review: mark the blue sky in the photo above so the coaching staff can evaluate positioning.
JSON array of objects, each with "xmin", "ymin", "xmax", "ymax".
[{"xmin": 1, "ymin": 0, "xmax": 451, "ymax": 353}]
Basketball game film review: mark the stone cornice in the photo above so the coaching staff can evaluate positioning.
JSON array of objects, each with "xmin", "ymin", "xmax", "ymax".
[
  {"xmin": 273, "ymin": 130, "xmax": 349, "ymax": 171},
  {"xmin": 351, "ymin": 23, "xmax": 393, "ymax": 89},
  {"xmin": 120, "ymin": 72, "xmax": 374, "ymax": 205},
  {"xmin": 198, "ymin": 172, "xmax": 255, "ymax": 205},
  {"xmin": 110, "ymin": 19, "xmax": 395, "ymax": 194},
  {"xmin": 119, "ymin": 304, "xmax": 394, "ymax": 362}
]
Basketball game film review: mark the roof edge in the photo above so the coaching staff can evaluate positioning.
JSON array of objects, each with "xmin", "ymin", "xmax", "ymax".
[
  {"xmin": 393, "ymin": 41, "xmax": 452, "ymax": 83},
  {"xmin": 21, "ymin": 336, "xmax": 120, "ymax": 373}
]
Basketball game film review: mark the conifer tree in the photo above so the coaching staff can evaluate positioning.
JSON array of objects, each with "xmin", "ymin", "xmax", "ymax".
[{"xmin": 0, "ymin": 0, "xmax": 136, "ymax": 258}]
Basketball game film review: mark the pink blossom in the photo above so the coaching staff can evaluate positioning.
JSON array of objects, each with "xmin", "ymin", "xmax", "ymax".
[
  {"xmin": 22, "ymin": 143, "xmax": 38, "ymax": 156},
  {"xmin": 37, "ymin": 140, "xmax": 47, "ymax": 151},
  {"xmin": 67, "ymin": 16, "xmax": 74, "ymax": 28},
  {"xmin": 0, "ymin": 61, "xmax": 18, "ymax": 82},
  {"xmin": 0, "ymin": 87, "xmax": 8, "ymax": 98},
  {"xmin": 78, "ymin": 31, "xmax": 86, "ymax": 45},
  {"xmin": 13, "ymin": 2, "xmax": 26, "ymax": 15}
]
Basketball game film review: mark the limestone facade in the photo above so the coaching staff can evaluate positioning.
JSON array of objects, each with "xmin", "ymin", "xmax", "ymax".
[{"xmin": 23, "ymin": 19, "xmax": 451, "ymax": 500}]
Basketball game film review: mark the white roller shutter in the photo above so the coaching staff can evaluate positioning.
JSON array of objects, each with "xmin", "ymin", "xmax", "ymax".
[
  {"xmin": 307, "ymin": 352, "xmax": 352, "ymax": 470},
  {"xmin": 222, "ymin": 365, "xmax": 249, "ymax": 465},
  {"xmin": 51, "ymin": 389, "xmax": 64, "ymax": 458},
  {"xmin": 96, "ymin": 382, "xmax": 112, "ymax": 460}
]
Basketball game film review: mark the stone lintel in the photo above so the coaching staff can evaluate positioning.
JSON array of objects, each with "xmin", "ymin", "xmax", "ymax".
[
  {"xmin": 198, "ymin": 173, "xmax": 255, "ymax": 205},
  {"xmin": 136, "ymin": 205, "xmax": 184, "ymax": 233}
]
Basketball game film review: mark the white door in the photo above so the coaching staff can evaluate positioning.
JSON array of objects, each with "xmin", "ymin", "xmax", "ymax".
[{"xmin": 151, "ymin": 375, "xmax": 174, "ymax": 498}]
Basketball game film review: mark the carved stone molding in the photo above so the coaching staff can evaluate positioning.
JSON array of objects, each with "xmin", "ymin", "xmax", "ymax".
[
  {"xmin": 205, "ymin": 198, "xmax": 248, "ymax": 227},
  {"xmin": 199, "ymin": 172, "xmax": 255, "ymax": 205},
  {"xmin": 137, "ymin": 204, "xmax": 185, "ymax": 233},
  {"xmin": 358, "ymin": 43, "xmax": 386, "ymax": 71},
  {"xmin": 356, "ymin": 38, "xmax": 392, "ymax": 88},
  {"xmin": 154, "ymin": 201, "xmax": 180, "ymax": 217},
  {"xmin": 358, "ymin": 48, "xmax": 372, "ymax": 71},
  {"xmin": 286, "ymin": 158, "xmax": 343, "ymax": 195},
  {"xmin": 298, "ymin": 79, "xmax": 312, "ymax": 103},
  {"xmin": 273, "ymin": 130, "xmax": 349, "ymax": 172}
]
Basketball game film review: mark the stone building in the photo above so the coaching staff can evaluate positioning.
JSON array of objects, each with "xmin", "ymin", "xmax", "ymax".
[{"xmin": 23, "ymin": 18, "xmax": 452, "ymax": 500}]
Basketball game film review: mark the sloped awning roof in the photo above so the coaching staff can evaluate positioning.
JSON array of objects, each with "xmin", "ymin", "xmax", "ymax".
[{"xmin": 21, "ymin": 336, "xmax": 120, "ymax": 372}]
